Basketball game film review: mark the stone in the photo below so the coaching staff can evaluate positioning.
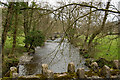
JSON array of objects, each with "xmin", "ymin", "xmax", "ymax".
[
  {"xmin": 77, "ymin": 68, "xmax": 85, "ymax": 78},
  {"xmin": 20, "ymin": 75, "xmax": 39, "ymax": 78},
  {"xmin": 56, "ymin": 73, "xmax": 67, "ymax": 77},
  {"xmin": 45, "ymin": 70, "xmax": 54, "ymax": 78},
  {"xmin": 92, "ymin": 76, "xmax": 100, "ymax": 78},
  {"xmin": 100, "ymin": 65, "xmax": 111, "ymax": 78},
  {"xmin": 111, "ymin": 76, "xmax": 118, "ymax": 78},
  {"xmin": 113, "ymin": 60, "xmax": 119, "ymax": 69},
  {"xmin": 91, "ymin": 62, "xmax": 99, "ymax": 72},
  {"xmin": 10, "ymin": 67, "xmax": 18, "ymax": 78},
  {"xmin": 42, "ymin": 64, "xmax": 48, "ymax": 75},
  {"xmin": 12, "ymin": 73, "xmax": 19, "ymax": 78},
  {"xmin": 19, "ymin": 54, "xmax": 33, "ymax": 64},
  {"xmin": 10, "ymin": 67, "xmax": 17, "ymax": 73},
  {"xmin": 68, "ymin": 62, "xmax": 75, "ymax": 73}
]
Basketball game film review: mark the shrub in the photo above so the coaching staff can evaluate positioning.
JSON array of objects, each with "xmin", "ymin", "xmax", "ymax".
[{"xmin": 24, "ymin": 30, "xmax": 45, "ymax": 50}]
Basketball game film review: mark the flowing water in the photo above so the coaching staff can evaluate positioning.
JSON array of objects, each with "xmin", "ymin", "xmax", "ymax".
[{"xmin": 19, "ymin": 38, "xmax": 89, "ymax": 76}]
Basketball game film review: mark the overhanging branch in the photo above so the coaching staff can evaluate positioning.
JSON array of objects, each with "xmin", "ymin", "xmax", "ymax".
[{"xmin": 0, "ymin": 1, "xmax": 8, "ymax": 7}]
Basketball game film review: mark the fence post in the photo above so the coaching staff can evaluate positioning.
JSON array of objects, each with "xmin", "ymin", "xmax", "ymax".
[
  {"xmin": 100, "ymin": 65, "xmax": 111, "ymax": 78},
  {"xmin": 68, "ymin": 62, "xmax": 75, "ymax": 73},
  {"xmin": 77, "ymin": 68, "xmax": 85, "ymax": 78},
  {"xmin": 41, "ymin": 64, "xmax": 54, "ymax": 78},
  {"xmin": 10, "ymin": 67, "xmax": 18, "ymax": 78},
  {"xmin": 91, "ymin": 62, "xmax": 99, "ymax": 72}
]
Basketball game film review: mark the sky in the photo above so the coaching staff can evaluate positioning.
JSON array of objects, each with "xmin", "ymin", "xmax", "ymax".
[
  {"xmin": 39, "ymin": 0, "xmax": 120, "ymax": 21},
  {"xmin": 0, "ymin": 0, "xmax": 120, "ymax": 21},
  {"xmin": 1, "ymin": 0, "xmax": 119, "ymax": 9}
]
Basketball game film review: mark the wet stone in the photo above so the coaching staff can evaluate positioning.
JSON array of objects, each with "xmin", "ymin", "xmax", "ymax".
[{"xmin": 68, "ymin": 62, "xmax": 75, "ymax": 73}]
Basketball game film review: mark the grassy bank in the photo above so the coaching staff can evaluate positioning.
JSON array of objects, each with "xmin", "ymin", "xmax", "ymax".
[
  {"xmin": 3, "ymin": 35, "xmax": 27, "ymax": 77},
  {"xmin": 76, "ymin": 35, "xmax": 118, "ymax": 61},
  {"xmin": 4, "ymin": 36, "xmax": 26, "ymax": 57},
  {"xmin": 94, "ymin": 35, "xmax": 118, "ymax": 61}
]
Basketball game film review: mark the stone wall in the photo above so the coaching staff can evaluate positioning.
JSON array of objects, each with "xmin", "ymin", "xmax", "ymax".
[{"xmin": 6, "ymin": 62, "xmax": 120, "ymax": 79}]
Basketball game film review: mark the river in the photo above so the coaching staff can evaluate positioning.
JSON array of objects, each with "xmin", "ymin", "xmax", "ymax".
[{"xmin": 19, "ymin": 38, "xmax": 88, "ymax": 76}]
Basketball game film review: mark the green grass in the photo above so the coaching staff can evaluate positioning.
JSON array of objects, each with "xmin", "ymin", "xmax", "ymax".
[
  {"xmin": 4, "ymin": 35, "xmax": 26, "ymax": 57},
  {"xmin": 70, "ymin": 34, "xmax": 118, "ymax": 61},
  {"xmin": 94, "ymin": 35, "xmax": 118, "ymax": 61},
  {"xmin": 3, "ymin": 35, "xmax": 26, "ymax": 77}
]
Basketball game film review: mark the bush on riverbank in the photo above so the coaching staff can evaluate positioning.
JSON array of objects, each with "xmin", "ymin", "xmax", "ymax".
[{"xmin": 24, "ymin": 30, "xmax": 45, "ymax": 52}]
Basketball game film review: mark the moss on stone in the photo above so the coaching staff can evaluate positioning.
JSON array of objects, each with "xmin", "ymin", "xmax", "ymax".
[
  {"xmin": 35, "ymin": 74, "xmax": 46, "ymax": 78},
  {"xmin": 111, "ymin": 69, "xmax": 120, "ymax": 76},
  {"xmin": 54, "ymin": 72, "xmax": 77, "ymax": 79},
  {"xmin": 85, "ymin": 70, "xmax": 99, "ymax": 77}
]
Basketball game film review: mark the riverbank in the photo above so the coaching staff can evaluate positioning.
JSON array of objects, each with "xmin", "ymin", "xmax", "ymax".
[
  {"xmin": 77, "ymin": 35, "xmax": 118, "ymax": 61},
  {"xmin": 2, "ymin": 36, "xmax": 27, "ymax": 77}
]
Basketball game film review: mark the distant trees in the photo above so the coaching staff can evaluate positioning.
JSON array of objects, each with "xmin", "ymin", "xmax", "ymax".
[
  {"xmin": 51, "ymin": 0, "xmax": 119, "ymax": 56},
  {"xmin": 1, "ymin": 0, "xmax": 120, "ymax": 58}
]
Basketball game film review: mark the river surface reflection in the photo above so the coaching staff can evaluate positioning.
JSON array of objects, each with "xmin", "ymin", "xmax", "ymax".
[{"xmin": 19, "ymin": 38, "xmax": 88, "ymax": 76}]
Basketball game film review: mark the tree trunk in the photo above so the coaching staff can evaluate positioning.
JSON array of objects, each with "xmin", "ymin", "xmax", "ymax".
[
  {"xmin": 88, "ymin": 0, "xmax": 111, "ymax": 47},
  {"xmin": 118, "ymin": 1, "xmax": 120, "ymax": 61},
  {"xmin": 10, "ymin": 3, "xmax": 18, "ymax": 56},
  {"xmin": 84, "ymin": 2, "xmax": 92, "ymax": 45},
  {"xmin": 23, "ymin": 2, "xmax": 29, "ymax": 49},
  {"xmin": 2, "ymin": 2, "xmax": 14, "ymax": 59}
]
